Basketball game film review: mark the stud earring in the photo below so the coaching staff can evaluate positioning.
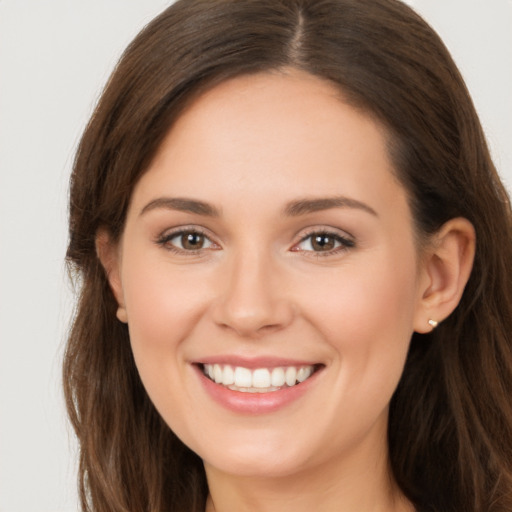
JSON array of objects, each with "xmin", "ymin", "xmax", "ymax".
[
  {"xmin": 428, "ymin": 319, "xmax": 439, "ymax": 329},
  {"xmin": 116, "ymin": 307, "xmax": 128, "ymax": 323}
]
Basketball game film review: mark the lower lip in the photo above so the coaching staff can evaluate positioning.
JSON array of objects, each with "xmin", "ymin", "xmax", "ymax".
[{"xmin": 194, "ymin": 365, "xmax": 321, "ymax": 414}]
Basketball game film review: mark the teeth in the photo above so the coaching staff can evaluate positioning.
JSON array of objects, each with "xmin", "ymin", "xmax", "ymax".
[
  {"xmin": 285, "ymin": 367, "xmax": 297, "ymax": 386},
  {"xmin": 222, "ymin": 365, "xmax": 234, "ymax": 385},
  {"xmin": 234, "ymin": 367, "xmax": 252, "ymax": 387},
  {"xmin": 202, "ymin": 363, "xmax": 315, "ymax": 392},
  {"xmin": 271, "ymin": 367, "xmax": 286, "ymax": 387},
  {"xmin": 252, "ymin": 368, "xmax": 270, "ymax": 388},
  {"xmin": 297, "ymin": 366, "xmax": 312, "ymax": 382},
  {"xmin": 213, "ymin": 364, "xmax": 223, "ymax": 384}
]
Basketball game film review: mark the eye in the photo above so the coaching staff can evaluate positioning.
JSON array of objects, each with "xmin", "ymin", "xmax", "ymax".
[
  {"xmin": 156, "ymin": 229, "xmax": 218, "ymax": 253},
  {"xmin": 294, "ymin": 231, "xmax": 354, "ymax": 254}
]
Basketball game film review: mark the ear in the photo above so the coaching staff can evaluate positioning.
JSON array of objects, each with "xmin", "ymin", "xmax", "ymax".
[
  {"xmin": 414, "ymin": 218, "xmax": 475, "ymax": 333},
  {"xmin": 95, "ymin": 229, "xmax": 128, "ymax": 323}
]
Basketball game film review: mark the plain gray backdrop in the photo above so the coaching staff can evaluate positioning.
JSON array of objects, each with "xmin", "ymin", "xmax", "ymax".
[{"xmin": 0, "ymin": 1, "xmax": 510, "ymax": 511}]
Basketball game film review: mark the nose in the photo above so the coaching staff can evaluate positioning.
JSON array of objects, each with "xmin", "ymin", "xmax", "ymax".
[{"xmin": 211, "ymin": 249, "xmax": 295, "ymax": 338}]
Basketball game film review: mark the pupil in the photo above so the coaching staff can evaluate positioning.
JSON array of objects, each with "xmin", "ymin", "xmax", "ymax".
[
  {"xmin": 312, "ymin": 235, "xmax": 334, "ymax": 251},
  {"xmin": 183, "ymin": 233, "xmax": 204, "ymax": 250}
]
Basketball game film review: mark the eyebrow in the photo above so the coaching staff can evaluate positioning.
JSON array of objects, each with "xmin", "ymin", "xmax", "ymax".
[
  {"xmin": 283, "ymin": 196, "xmax": 378, "ymax": 217},
  {"xmin": 140, "ymin": 197, "xmax": 221, "ymax": 217},
  {"xmin": 139, "ymin": 195, "xmax": 378, "ymax": 219}
]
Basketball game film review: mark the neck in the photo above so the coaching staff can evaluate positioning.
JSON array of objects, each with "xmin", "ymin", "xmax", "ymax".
[{"xmin": 204, "ymin": 437, "xmax": 414, "ymax": 512}]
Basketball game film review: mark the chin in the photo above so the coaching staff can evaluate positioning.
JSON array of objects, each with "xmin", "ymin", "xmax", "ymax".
[{"xmin": 195, "ymin": 429, "xmax": 317, "ymax": 479}]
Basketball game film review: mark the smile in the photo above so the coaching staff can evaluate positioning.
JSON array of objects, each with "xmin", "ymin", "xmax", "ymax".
[
  {"xmin": 202, "ymin": 364, "xmax": 317, "ymax": 393},
  {"xmin": 195, "ymin": 360, "xmax": 324, "ymax": 414}
]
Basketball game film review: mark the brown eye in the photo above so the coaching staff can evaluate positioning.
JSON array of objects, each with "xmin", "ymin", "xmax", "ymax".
[
  {"xmin": 311, "ymin": 234, "xmax": 336, "ymax": 251},
  {"xmin": 295, "ymin": 231, "xmax": 354, "ymax": 254},
  {"xmin": 181, "ymin": 232, "xmax": 206, "ymax": 250},
  {"xmin": 158, "ymin": 230, "xmax": 216, "ymax": 252}
]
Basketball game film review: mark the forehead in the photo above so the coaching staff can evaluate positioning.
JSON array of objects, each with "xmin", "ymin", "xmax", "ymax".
[
  {"xmin": 130, "ymin": 70, "xmax": 408, "ymax": 226},
  {"xmin": 162, "ymin": 70, "xmax": 383, "ymax": 156}
]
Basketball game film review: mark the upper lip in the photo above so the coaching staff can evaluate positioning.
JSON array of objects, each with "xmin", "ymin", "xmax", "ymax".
[{"xmin": 193, "ymin": 355, "xmax": 322, "ymax": 369}]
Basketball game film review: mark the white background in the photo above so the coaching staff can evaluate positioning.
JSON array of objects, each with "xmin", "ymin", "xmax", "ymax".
[{"xmin": 0, "ymin": 1, "xmax": 510, "ymax": 511}]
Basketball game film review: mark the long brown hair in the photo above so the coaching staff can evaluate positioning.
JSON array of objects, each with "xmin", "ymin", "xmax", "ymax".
[{"xmin": 64, "ymin": 1, "xmax": 512, "ymax": 510}]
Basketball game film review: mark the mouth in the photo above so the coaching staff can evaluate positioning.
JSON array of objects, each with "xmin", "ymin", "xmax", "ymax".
[{"xmin": 199, "ymin": 363, "xmax": 322, "ymax": 393}]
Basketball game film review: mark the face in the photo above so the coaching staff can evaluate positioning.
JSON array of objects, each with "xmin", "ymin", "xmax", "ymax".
[{"xmin": 108, "ymin": 71, "xmax": 429, "ymax": 480}]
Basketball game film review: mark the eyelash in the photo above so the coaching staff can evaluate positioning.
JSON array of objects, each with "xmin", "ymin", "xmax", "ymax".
[
  {"xmin": 293, "ymin": 229, "xmax": 355, "ymax": 257},
  {"xmin": 155, "ymin": 227, "xmax": 217, "ymax": 255},
  {"xmin": 155, "ymin": 227, "xmax": 355, "ymax": 257}
]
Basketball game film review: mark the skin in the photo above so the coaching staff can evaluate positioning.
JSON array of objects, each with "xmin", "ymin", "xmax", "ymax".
[{"xmin": 99, "ymin": 70, "xmax": 475, "ymax": 512}]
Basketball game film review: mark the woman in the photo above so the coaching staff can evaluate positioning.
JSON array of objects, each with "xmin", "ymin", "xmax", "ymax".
[{"xmin": 64, "ymin": 0, "xmax": 512, "ymax": 511}]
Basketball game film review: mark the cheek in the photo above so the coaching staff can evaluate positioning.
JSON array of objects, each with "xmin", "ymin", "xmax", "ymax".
[
  {"xmin": 300, "ymin": 250, "xmax": 418, "ymax": 388},
  {"xmin": 122, "ymin": 250, "xmax": 210, "ymax": 347},
  {"xmin": 294, "ymin": 255, "xmax": 418, "ymax": 447},
  {"xmin": 119, "ymin": 250, "xmax": 212, "ymax": 406},
  {"xmin": 305, "ymin": 256, "xmax": 416, "ymax": 336}
]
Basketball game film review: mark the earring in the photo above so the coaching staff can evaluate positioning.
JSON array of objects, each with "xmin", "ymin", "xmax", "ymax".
[
  {"xmin": 116, "ymin": 307, "xmax": 128, "ymax": 323},
  {"xmin": 428, "ymin": 319, "xmax": 439, "ymax": 329}
]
